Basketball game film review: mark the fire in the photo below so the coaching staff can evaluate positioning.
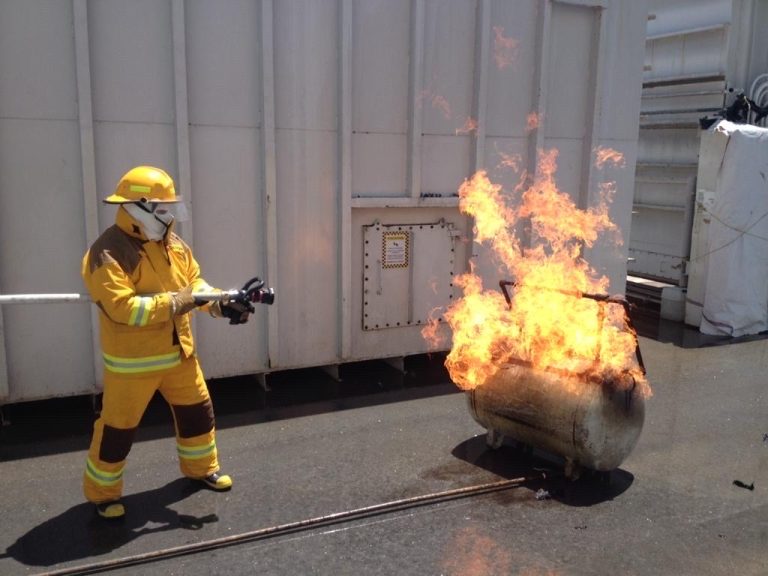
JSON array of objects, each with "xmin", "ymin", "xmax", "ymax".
[
  {"xmin": 594, "ymin": 146, "xmax": 626, "ymax": 168},
  {"xmin": 493, "ymin": 26, "xmax": 519, "ymax": 69},
  {"xmin": 456, "ymin": 116, "xmax": 478, "ymax": 135},
  {"xmin": 526, "ymin": 112, "xmax": 540, "ymax": 132},
  {"xmin": 495, "ymin": 145, "xmax": 522, "ymax": 172},
  {"xmin": 425, "ymin": 149, "xmax": 649, "ymax": 396},
  {"xmin": 418, "ymin": 88, "xmax": 452, "ymax": 119}
]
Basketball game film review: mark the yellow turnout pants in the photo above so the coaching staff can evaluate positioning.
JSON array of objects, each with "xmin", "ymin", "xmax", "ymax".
[{"xmin": 83, "ymin": 355, "xmax": 220, "ymax": 504}]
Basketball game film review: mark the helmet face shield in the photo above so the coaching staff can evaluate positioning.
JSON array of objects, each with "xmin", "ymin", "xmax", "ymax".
[
  {"xmin": 134, "ymin": 200, "xmax": 188, "ymax": 221},
  {"xmin": 161, "ymin": 201, "xmax": 189, "ymax": 223}
]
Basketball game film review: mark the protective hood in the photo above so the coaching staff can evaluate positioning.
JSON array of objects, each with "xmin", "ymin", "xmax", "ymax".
[{"xmin": 123, "ymin": 203, "xmax": 174, "ymax": 241}]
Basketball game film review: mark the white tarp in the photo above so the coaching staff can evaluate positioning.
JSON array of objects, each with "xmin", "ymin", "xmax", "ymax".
[{"xmin": 700, "ymin": 120, "xmax": 768, "ymax": 337}]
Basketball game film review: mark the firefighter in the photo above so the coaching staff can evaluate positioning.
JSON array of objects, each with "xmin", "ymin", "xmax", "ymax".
[{"xmin": 82, "ymin": 166, "xmax": 249, "ymax": 519}]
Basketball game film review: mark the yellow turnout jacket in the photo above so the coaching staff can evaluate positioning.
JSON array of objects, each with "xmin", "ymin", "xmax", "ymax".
[{"xmin": 82, "ymin": 207, "xmax": 214, "ymax": 375}]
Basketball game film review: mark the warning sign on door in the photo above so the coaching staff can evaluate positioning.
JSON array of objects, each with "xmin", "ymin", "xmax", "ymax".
[{"xmin": 382, "ymin": 231, "xmax": 409, "ymax": 268}]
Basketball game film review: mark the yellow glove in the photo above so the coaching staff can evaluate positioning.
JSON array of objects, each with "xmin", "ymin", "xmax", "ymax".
[{"xmin": 170, "ymin": 285, "xmax": 198, "ymax": 316}]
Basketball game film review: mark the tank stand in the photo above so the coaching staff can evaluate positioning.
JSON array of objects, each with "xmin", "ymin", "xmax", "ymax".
[
  {"xmin": 486, "ymin": 429, "xmax": 504, "ymax": 449},
  {"xmin": 564, "ymin": 458, "xmax": 583, "ymax": 481}
]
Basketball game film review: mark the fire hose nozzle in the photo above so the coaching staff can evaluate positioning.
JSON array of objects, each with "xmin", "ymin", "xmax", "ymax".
[
  {"xmin": 193, "ymin": 277, "xmax": 275, "ymax": 312},
  {"xmin": 237, "ymin": 276, "xmax": 275, "ymax": 308},
  {"xmin": 251, "ymin": 287, "xmax": 275, "ymax": 305}
]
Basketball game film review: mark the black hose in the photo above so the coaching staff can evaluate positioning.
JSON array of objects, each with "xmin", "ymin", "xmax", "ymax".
[{"xmin": 37, "ymin": 474, "xmax": 542, "ymax": 576}]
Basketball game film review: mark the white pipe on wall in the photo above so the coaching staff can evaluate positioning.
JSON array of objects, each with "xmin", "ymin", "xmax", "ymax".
[
  {"xmin": 0, "ymin": 294, "xmax": 92, "ymax": 304},
  {"xmin": 0, "ymin": 291, "xmax": 244, "ymax": 305}
]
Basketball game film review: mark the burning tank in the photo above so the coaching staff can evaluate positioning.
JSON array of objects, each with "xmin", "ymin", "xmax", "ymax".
[
  {"xmin": 466, "ymin": 282, "xmax": 646, "ymax": 476},
  {"xmin": 424, "ymin": 150, "xmax": 651, "ymax": 478}
]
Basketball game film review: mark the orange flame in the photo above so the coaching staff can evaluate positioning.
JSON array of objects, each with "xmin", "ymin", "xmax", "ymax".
[
  {"xmin": 493, "ymin": 26, "xmax": 519, "ymax": 69},
  {"xmin": 526, "ymin": 112, "xmax": 540, "ymax": 133},
  {"xmin": 456, "ymin": 116, "xmax": 478, "ymax": 135},
  {"xmin": 495, "ymin": 146, "xmax": 522, "ymax": 172},
  {"xmin": 418, "ymin": 88, "xmax": 452, "ymax": 119},
  {"xmin": 594, "ymin": 146, "xmax": 626, "ymax": 168},
  {"xmin": 424, "ymin": 149, "xmax": 649, "ymax": 396}
]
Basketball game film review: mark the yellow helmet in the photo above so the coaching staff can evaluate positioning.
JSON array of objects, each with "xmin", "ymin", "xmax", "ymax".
[{"xmin": 104, "ymin": 166, "xmax": 180, "ymax": 204}]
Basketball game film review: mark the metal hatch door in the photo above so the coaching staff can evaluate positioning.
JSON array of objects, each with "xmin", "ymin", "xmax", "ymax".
[{"xmin": 362, "ymin": 221, "xmax": 455, "ymax": 331}]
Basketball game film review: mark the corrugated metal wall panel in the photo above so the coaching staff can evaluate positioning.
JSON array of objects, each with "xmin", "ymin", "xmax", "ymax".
[
  {"xmin": 186, "ymin": 0, "xmax": 262, "ymax": 129},
  {"xmin": 0, "ymin": 0, "xmax": 649, "ymax": 402},
  {"xmin": 486, "ymin": 0, "xmax": 538, "ymax": 138},
  {"xmin": 0, "ymin": 1, "xmax": 78, "ymax": 120},
  {"xmin": 421, "ymin": 0, "xmax": 476, "ymax": 136},
  {"xmin": 89, "ymin": 1, "xmax": 175, "ymax": 125},
  {"xmin": 628, "ymin": 0, "xmax": 732, "ymax": 286},
  {"xmin": 352, "ymin": 0, "xmax": 410, "ymax": 135},
  {"xmin": 545, "ymin": 3, "xmax": 597, "ymax": 142},
  {"xmin": 190, "ymin": 127, "xmax": 268, "ymax": 376},
  {"xmin": 0, "ymin": 1, "xmax": 95, "ymax": 401},
  {"xmin": 184, "ymin": 0, "xmax": 268, "ymax": 377},
  {"xmin": 275, "ymin": 129, "xmax": 340, "ymax": 368},
  {"xmin": 351, "ymin": 0, "xmax": 410, "ymax": 198}
]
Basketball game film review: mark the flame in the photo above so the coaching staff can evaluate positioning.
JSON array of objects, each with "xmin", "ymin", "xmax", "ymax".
[
  {"xmin": 594, "ymin": 146, "xmax": 626, "ymax": 168},
  {"xmin": 495, "ymin": 146, "xmax": 522, "ymax": 172},
  {"xmin": 493, "ymin": 26, "xmax": 519, "ymax": 69},
  {"xmin": 456, "ymin": 116, "xmax": 478, "ymax": 135},
  {"xmin": 526, "ymin": 112, "xmax": 540, "ymax": 133},
  {"xmin": 424, "ymin": 149, "xmax": 649, "ymax": 396},
  {"xmin": 418, "ymin": 88, "xmax": 452, "ymax": 119}
]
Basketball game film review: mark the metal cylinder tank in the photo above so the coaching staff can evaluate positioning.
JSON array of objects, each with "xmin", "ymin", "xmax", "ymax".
[{"xmin": 467, "ymin": 364, "xmax": 645, "ymax": 472}]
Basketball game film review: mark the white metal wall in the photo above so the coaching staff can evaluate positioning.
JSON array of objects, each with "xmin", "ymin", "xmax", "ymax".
[
  {"xmin": 0, "ymin": 0, "xmax": 648, "ymax": 404},
  {"xmin": 629, "ymin": 0, "xmax": 768, "ymax": 285}
]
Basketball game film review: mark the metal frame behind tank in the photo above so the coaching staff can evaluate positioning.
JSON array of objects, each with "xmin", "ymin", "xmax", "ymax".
[{"xmin": 498, "ymin": 280, "xmax": 646, "ymax": 376}]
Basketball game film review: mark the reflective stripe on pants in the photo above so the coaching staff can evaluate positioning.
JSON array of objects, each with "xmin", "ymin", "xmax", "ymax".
[{"xmin": 83, "ymin": 355, "xmax": 220, "ymax": 504}]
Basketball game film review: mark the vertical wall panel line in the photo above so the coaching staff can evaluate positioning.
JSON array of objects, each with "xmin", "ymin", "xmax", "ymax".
[
  {"xmin": 578, "ymin": 5, "xmax": 605, "ymax": 211},
  {"xmin": 471, "ymin": 0, "xmax": 490, "ymax": 172},
  {"xmin": 260, "ymin": 0, "xmax": 279, "ymax": 368},
  {"xmin": 171, "ymin": 0, "xmax": 194, "ymax": 245},
  {"xmin": 408, "ymin": 0, "xmax": 425, "ymax": 199},
  {"xmin": 522, "ymin": 0, "xmax": 553, "ymax": 252},
  {"xmin": 465, "ymin": 0, "xmax": 491, "ymax": 267},
  {"xmin": 73, "ymin": 0, "xmax": 102, "ymax": 391},
  {"xmin": 339, "ymin": 0, "xmax": 353, "ymax": 359},
  {"xmin": 531, "ymin": 0, "xmax": 552, "ymax": 178}
]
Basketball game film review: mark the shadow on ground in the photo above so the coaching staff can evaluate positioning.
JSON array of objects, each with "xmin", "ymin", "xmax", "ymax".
[
  {"xmin": 1, "ymin": 478, "xmax": 213, "ymax": 568},
  {"xmin": 0, "ymin": 353, "xmax": 458, "ymax": 461},
  {"xmin": 451, "ymin": 434, "xmax": 634, "ymax": 507}
]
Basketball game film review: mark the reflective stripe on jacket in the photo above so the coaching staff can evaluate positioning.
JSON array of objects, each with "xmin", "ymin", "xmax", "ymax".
[{"xmin": 82, "ymin": 207, "xmax": 214, "ymax": 373}]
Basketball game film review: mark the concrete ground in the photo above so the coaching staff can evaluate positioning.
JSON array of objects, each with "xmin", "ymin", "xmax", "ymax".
[{"xmin": 0, "ymin": 334, "xmax": 766, "ymax": 576}]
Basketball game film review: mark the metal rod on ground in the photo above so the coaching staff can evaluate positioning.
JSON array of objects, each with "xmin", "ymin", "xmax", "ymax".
[{"xmin": 37, "ymin": 474, "xmax": 544, "ymax": 576}]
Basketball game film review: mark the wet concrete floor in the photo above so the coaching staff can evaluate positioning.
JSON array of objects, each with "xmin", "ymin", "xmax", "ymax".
[{"xmin": 0, "ymin": 333, "xmax": 766, "ymax": 575}]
